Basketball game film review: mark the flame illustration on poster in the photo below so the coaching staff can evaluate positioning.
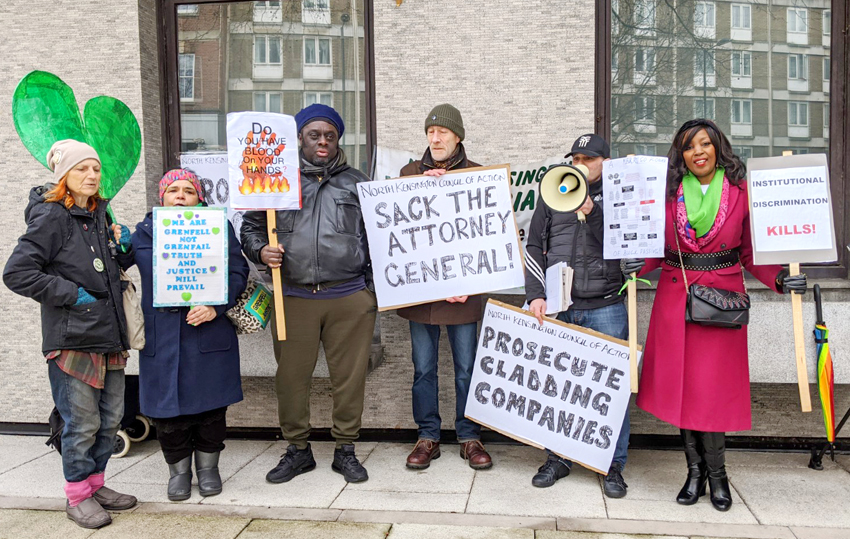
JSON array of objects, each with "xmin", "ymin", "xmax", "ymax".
[
  {"xmin": 226, "ymin": 111, "xmax": 301, "ymax": 210},
  {"xmin": 12, "ymin": 71, "xmax": 142, "ymax": 207}
]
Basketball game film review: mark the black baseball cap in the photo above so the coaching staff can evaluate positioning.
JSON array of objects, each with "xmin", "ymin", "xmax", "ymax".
[{"xmin": 565, "ymin": 134, "xmax": 610, "ymax": 159}]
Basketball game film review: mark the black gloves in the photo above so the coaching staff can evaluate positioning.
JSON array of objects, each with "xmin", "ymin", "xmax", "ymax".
[
  {"xmin": 776, "ymin": 268, "xmax": 807, "ymax": 294},
  {"xmin": 620, "ymin": 258, "xmax": 645, "ymax": 278}
]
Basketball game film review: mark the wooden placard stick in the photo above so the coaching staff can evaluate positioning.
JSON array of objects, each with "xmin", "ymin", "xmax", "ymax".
[
  {"xmin": 628, "ymin": 273, "xmax": 638, "ymax": 393},
  {"xmin": 266, "ymin": 210, "xmax": 287, "ymax": 340},
  {"xmin": 780, "ymin": 151, "xmax": 810, "ymax": 411}
]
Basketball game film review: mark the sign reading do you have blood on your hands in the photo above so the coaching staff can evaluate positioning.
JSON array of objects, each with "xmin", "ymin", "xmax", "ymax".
[
  {"xmin": 357, "ymin": 165, "xmax": 525, "ymax": 310},
  {"xmin": 153, "ymin": 206, "xmax": 229, "ymax": 307}
]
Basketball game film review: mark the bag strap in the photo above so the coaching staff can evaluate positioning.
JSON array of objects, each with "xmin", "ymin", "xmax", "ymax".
[{"xmin": 673, "ymin": 206, "xmax": 689, "ymax": 290}]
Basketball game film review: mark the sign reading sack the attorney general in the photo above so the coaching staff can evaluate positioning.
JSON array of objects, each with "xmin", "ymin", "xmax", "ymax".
[
  {"xmin": 357, "ymin": 165, "xmax": 524, "ymax": 311},
  {"xmin": 153, "ymin": 206, "xmax": 229, "ymax": 307},
  {"xmin": 747, "ymin": 153, "xmax": 837, "ymax": 265},
  {"xmin": 465, "ymin": 300, "xmax": 634, "ymax": 474}
]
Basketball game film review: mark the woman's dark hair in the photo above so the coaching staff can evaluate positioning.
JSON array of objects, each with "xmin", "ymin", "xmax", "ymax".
[{"xmin": 666, "ymin": 118, "xmax": 746, "ymax": 199}]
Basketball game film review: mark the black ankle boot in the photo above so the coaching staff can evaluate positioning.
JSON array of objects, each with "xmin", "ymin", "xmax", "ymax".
[
  {"xmin": 702, "ymin": 431, "xmax": 732, "ymax": 511},
  {"xmin": 676, "ymin": 429, "xmax": 707, "ymax": 505}
]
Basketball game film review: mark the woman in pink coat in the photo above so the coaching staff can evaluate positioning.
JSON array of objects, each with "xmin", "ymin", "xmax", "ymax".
[{"xmin": 626, "ymin": 119, "xmax": 806, "ymax": 512}]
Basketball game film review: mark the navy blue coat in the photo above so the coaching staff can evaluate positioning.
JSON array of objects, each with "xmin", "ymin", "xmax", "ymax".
[{"xmin": 131, "ymin": 213, "xmax": 249, "ymax": 418}]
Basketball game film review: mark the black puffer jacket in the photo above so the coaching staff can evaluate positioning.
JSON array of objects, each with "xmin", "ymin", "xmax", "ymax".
[
  {"xmin": 524, "ymin": 178, "xmax": 623, "ymax": 310},
  {"xmin": 3, "ymin": 186, "xmax": 132, "ymax": 354},
  {"xmin": 240, "ymin": 153, "xmax": 371, "ymax": 286}
]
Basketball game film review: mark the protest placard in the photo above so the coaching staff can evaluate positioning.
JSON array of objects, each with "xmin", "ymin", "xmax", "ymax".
[
  {"xmin": 602, "ymin": 155, "xmax": 667, "ymax": 259},
  {"xmin": 226, "ymin": 111, "xmax": 301, "ymax": 211},
  {"xmin": 153, "ymin": 206, "xmax": 228, "ymax": 307},
  {"xmin": 180, "ymin": 152, "xmax": 246, "ymax": 233},
  {"xmin": 465, "ymin": 300, "xmax": 635, "ymax": 473},
  {"xmin": 747, "ymin": 153, "xmax": 836, "ymax": 265},
  {"xmin": 358, "ymin": 165, "xmax": 524, "ymax": 310}
]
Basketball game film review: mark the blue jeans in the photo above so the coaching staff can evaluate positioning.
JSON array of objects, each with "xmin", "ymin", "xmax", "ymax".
[
  {"xmin": 409, "ymin": 321, "xmax": 480, "ymax": 442},
  {"xmin": 48, "ymin": 360, "xmax": 125, "ymax": 482},
  {"xmin": 554, "ymin": 301, "xmax": 630, "ymax": 470}
]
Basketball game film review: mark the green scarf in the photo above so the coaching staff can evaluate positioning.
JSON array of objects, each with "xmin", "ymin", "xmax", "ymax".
[{"xmin": 682, "ymin": 167, "xmax": 724, "ymax": 238}]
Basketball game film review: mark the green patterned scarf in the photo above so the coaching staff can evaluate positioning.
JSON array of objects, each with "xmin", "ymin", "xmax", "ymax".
[{"xmin": 682, "ymin": 167, "xmax": 725, "ymax": 238}]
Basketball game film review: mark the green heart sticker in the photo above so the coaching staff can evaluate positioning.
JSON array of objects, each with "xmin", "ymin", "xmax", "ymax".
[
  {"xmin": 12, "ymin": 71, "xmax": 141, "ymax": 202},
  {"xmin": 212, "ymin": 227, "xmax": 221, "ymax": 235},
  {"xmin": 162, "ymin": 219, "xmax": 171, "ymax": 227},
  {"xmin": 184, "ymin": 211, "xmax": 194, "ymax": 220},
  {"xmin": 181, "ymin": 292, "xmax": 192, "ymax": 302}
]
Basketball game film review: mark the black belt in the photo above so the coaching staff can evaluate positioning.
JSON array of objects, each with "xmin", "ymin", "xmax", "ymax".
[
  {"xmin": 283, "ymin": 277, "xmax": 354, "ymax": 292},
  {"xmin": 664, "ymin": 249, "xmax": 739, "ymax": 271}
]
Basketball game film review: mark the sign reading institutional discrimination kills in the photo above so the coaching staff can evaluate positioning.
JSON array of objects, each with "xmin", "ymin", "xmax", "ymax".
[
  {"xmin": 747, "ymin": 154, "xmax": 837, "ymax": 265},
  {"xmin": 602, "ymin": 156, "xmax": 667, "ymax": 259},
  {"xmin": 465, "ymin": 300, "xmax": 635, "ymax": 473},
  {"xmin": 357, "ymin": 165, "xmax": 525, "ymax": 310},
  {"xmin": 226, "ymin": 111, "xmax": 301, "ymax": 211},
  {"xmin": 153, "ymin": 206, "xmax": 228, "ymax": 307}
]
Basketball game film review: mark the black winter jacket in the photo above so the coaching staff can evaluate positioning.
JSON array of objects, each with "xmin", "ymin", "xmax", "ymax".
[
  {"xmin": 3, "ymin": 186, "xmax": 132, "ymax": 354},
  {"xmin": 524, "ymin": 178, "xmax": 624, "ymax": 310},
  {"xmin": 240, "ymin": 155, "xmax": 371, "ymax": 287}
]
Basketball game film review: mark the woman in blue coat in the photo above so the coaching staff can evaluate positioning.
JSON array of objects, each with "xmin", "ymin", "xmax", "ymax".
[{"xmin": 131, "ymin": 169, "xmax": 248, "ymax": 501}]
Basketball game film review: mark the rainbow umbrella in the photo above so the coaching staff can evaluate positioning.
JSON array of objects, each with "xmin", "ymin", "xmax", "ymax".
[{"xmin": 813, "ymin": 285, "xmax": 835, "ymax": 443}]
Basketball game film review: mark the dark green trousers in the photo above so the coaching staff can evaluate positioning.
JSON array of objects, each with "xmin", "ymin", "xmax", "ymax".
[{"xmin": 271, "ymin": 288, "xmax": 377, "ymax": 449}]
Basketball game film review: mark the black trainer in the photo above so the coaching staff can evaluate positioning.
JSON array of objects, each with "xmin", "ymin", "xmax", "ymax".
[
  {"xmin": 531, "ymin": 453, "xmax": 570, "ymax": 488},
  {"xmin": 265, "ymin": 444, "xmax": 317, "ymax": 484},
  {"xmin": 332, "ymin": 444, "xmax": 368, "ymax": 483},
  {"xmin": 603, "ymin": 462, "xmax": 628, "ymax": 498}
]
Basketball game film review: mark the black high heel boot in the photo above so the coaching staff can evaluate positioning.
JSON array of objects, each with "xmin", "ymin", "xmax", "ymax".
[
  {"xmin": 702, "ymin": 431, "xmax": 732, "ymax": 511},
  {"xmin": 676, "ymin": 429, "xmax": 707, "ymax": 505}
]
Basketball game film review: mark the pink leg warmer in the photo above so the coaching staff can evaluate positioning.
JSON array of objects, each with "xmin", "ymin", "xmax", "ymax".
[
  {"xmin": 64, "ymin": 479, "xmax": 92, "ymax": 507},
  {"xmin": 87, "ymin": 472, "xmax": 105, "ymax": 493}
]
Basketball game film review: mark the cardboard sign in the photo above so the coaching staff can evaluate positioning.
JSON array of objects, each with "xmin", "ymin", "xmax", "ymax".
[
  {"xmin": 180, "ymin": 152, "xmax": 246, "ymax": 234},
  {"xmin": 466, "ymin": 300, "xmax": 635, "ymax": 474},
  {"xmin": 226, "ymin": 111, "xmax": 301, "ymax": 210},
  {"xmin": 153, "ymin": 206, "xmax": 228, "ymax": 307},
  {"xmin": 357, "ymin": 165, "xmax": 525, "ymax": 311},
  {"xmin": 747, "ymin": 154, "xmax": 837, "ymax": 265},
  {"xmin": 602, "ymin": 156, "xmax": 668, "ymax": 259}
]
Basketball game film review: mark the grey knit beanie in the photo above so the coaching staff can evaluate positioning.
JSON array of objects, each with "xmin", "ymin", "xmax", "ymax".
[
  {"xmin": 46, "ymin": 139, "xmax": 100, "ymax": 182},
  {"xmin": 424, "ymin": 104, "xmax": 465, "ymax": 141}
]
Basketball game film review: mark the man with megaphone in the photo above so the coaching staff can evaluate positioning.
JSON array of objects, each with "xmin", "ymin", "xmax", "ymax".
[{"xmin": 524, "ymin": 134, "xmax": 633, "ymax": 498}]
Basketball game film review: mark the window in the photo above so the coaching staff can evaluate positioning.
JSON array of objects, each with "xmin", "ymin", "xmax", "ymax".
[
  {"xmin": 787, "ymin": 8, "xmax": 808, "ymax": 45},
  {"xmin": 254, "ymin": 1, "xmax": 282, "ymax": 23},
  {"xmin": 635, "ymin": 96, "xmax": 655, "ymax": 123},
  {"xmin": 178, "ymin": 53, "xmax": 195, "ymax": 101},
  {"xmin": 612, "ymin": 51, "xmax": 619, "ymax": 83},
  {"xmin": 823, "ymin": 10, "xmax": 831, "ymax": 36},
  {"xmin": 635, "ymin": 144, "xmax": 655, "ymax": 156},
  {"xmin": 304, "ymin": 92, "xmax": 333, "ymax": 107},
  {"xmin": 177, "ymin": 5, "xmax": 199, "ymax": 15},
  {"xmin": 612, "ymin": 0, "xmax": 620, "ymax": 35},
  {"xmin": 254, "ymin": 35, "xmax": 282, "ymax": 78},
  {"xmin": 694, "ymin": 50, "xmax": 715, "ymax": 87},
  {"xmin": 788, "ymin": 53, "xmax": 808, "ymax": 92},
  {"xmin": 303, "ymin": 0, "xmax": 330, "ymax": 25},
  {"xmin": 733, "ymin": 146, "xmax": 753, "ymax": 160},
  {"xmin": 304, "ymin": 37, "xmax": 331, "ymax": 65},
  {"xmin": 731, "ymin": 99, "xmax": 752, "ymax": 124},
  {"xmin": 788, "ymin": 102, "xmax": 808, "ymax": 126},
  {"xmin": 731, "ymin": 51, "xmax": 751, "ymax": 77},
  {"xmin": 253, "ymin": 92, "xmax": 282, "ymax": 113},
  {"xmin": 694, "ymin": 98, "xmax": 715, "ymax": 120},
  {"xmin": 634, "ymin": 48, "xmax": 655, "ymax": 85},
  {"xmin": 731, "ymin": 4, "xmax": 751, "ymax": 29},
  {"xmin": 694, "ymin": 2, "xmax": 715, "ymax": 38},
  {"xmin": 824, "ymin": 57, "xmax": 830, "ymax": 83},
  {"xmin": 634, "ymin": 0, "xmax": 655, "ymax": 36}
]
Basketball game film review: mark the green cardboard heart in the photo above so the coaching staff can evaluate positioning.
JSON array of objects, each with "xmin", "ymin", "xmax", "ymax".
[
  {"xmin": 12, "ymin": 71, "xmax": 141, "ymax": 202},
  {"xmin": 184, "ymin": 210, "xmax": 194, "ymax": 220},
  {"xmin": 212, "ymin": 227, "xmax": 221, "ymax": 235},
  {"xmin": 181, "ymin": 292, "xmax": 192, "ymax": 302},
  {"xmin": 162, "ymin": 219, "xmax": 171, "ymax": 227}
]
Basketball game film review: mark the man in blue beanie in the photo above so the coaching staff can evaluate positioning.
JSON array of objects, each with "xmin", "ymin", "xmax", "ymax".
[{"xmin": 241, "ymin": 104, "xmax": 376, "ymax": 484}]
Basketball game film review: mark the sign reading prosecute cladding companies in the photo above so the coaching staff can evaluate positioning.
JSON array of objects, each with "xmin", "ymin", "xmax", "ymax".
[
  {"xmin": 747, "ymin": 154, "xmax": 837, "ymax": 265},
  {"xmin": 465, "ymin": 300, "xmax": 635, "ymax": 474},
  {"xmin": 226, "ymin": 111, "xmax": 301, "ymax": 211},
  {"xmin": 357, "ymin": 165, "xmax": 525, "ymax": 311},
  {"xmin": 153, "ymin": 206, "xmax": 228, "ymax": 307}
]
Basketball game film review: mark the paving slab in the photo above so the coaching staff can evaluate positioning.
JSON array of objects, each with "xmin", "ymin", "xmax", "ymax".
[
  {"xmin": 538, "ymin": 533, "xmax": 685, "ymax": 539},
  {"xmin": 612, "ymin": 450, "xmax": 691, "ymax": 501},
  {"xmin": 725, "ymin": 450, "xmax": 842, "ymax": 469},
  {"xmin": 330, "ymin": 489, "xmax": 468, "ymax": 512},
  {"xmin": 788, "ymin": 526, "xmax": 850, "ymax": 539},
  {"xmin": 203, "ymin": 442, "xmax": 347, "ymax": 508},
  {"xmin": 135, "ymin": 501, "xmax": 342, "ymax": 522},
  {"xmin": 237, "ymin": 519, "xmax": 389, "ymax": 538},
  {"xmin": 344, "ymin": 442, "xmax": 475, "ymax": 494},
  {"xmin": 730, "ymin": 466, "xmax": 850, "ymax": 528},
  {"xmin": 87, "ymin": 512, "xmax": 249, "ymax": 539},
  {"xmin": 0, "ymin": 436, "xmax": 55, "ymax": 475},
  {"xmin": 556, "ymin": 517, "xmax": 796, "ymax": 539},
  {"xmin": 465, "ymin": 445, "xmax": 606, "ymax": 519},
  {"xmin": 602, "ymin": 496, "xmax": 759, "ymax": 525},
  {"xmin": 0, "ymin": 508, "xmax": 96, "ymax": 539},
  {"xmin": 387, "ymin": 522, "xmax": 533, "ymax": 538},
  {"xmin": 339, "ymin": 509, "xmax": 557, "ymax": 529}
]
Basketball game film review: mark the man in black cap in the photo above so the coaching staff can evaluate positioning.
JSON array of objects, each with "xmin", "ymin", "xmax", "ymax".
[
  {"xmin": 241, "ymin": 103, "xmax": 376, "ymax": 485},
  {"xmin": 523, "ymin": 133, "xmax": 631, "ymax": 498}
]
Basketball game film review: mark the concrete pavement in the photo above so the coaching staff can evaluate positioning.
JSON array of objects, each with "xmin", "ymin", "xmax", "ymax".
[{"xmin": 0, "ymin": 435, "xmax": 847, "ymax": 538}]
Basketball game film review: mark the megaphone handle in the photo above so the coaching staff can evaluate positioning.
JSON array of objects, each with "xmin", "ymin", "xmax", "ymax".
[{"xmin": 576, "ymin": 211, "xmax": 586, "ymax": 222}]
